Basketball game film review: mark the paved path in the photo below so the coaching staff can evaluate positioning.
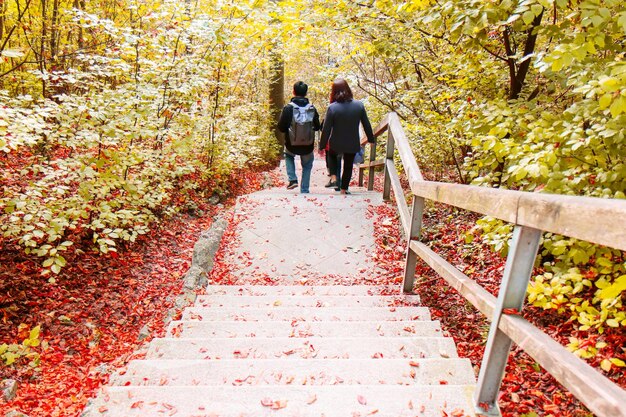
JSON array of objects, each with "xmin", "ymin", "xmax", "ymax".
[
  {"xmin": 219, "ymin": 159, "xmax": 382, "ymax": 283},
  {"xmin": 82, "ymin": 159, "xmax": 478, "ymax": 417}
]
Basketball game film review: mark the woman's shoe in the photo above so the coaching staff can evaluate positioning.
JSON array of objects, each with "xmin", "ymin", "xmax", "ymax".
[
  {"xmin": 334, "ymin": 187, "xmax": 341, "ymax": 191},
  {"xmin": 340, "ymin": 190, "xmax": 351, "ymax": 195},
  {"xmin": 325, "ymin": 180, "xmax": 337, "ymax": 188}
]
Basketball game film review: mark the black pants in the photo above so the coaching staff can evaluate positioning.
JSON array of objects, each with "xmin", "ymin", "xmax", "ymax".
[
  {"xmin": 325, "ymin": 151, "xmax": 342, "ymax": 186},
  {"xmin": 327, "ymin": 150, "xmax": 356, "ymax": 190}
]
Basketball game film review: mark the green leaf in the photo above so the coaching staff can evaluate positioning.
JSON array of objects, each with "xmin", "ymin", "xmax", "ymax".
[
  {"xmin": 619, "ymin": 12, "xmax": 626, "ymax": 34},
  {"xmin": 43, "ymin": 258, "xmax": 55, "ymax": 267},
  {"xmin": 54, "ymin": 256, "xmax": 67, "ymax": 267},
  {"xmin": 530, "ymin": 5, "xmax": 543, "ymax": 17},
  {"xmin": 522, "ymin": 11, "xmax": 535, "ymax": 25}
]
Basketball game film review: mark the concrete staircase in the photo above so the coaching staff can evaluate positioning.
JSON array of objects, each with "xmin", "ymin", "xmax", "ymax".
[{"xmin": 83, "ymin": 285, "xmax": 477, "ymax": 416}]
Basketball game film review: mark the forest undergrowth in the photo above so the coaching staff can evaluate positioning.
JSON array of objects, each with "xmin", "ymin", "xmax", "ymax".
[
  {"xmin": 0, "ymin": 167, "xmax": 283, "ymax": 417},
  {"xmin": 366, "ymin": 173, "xmax": 624, "ymax": 417}
]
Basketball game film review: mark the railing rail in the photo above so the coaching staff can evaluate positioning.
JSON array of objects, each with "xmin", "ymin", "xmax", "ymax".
[{"xmin": 358, "ymin": 112, "xmax": 626, "ymax": 417}]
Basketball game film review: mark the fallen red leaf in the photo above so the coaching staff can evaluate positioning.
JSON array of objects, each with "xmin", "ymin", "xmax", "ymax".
[{"xmin": 502, "ymin": 308, "xmax": 521, "ymax": 315}]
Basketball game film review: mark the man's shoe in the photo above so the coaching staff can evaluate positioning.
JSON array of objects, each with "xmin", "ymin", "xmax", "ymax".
[
  {"xmin": 287, "ymin": 180, "xmax": 298, "ymax": 190},
  {"xmin": 325, "ymin": 180, "xmax": 337, "ymax": 188}
]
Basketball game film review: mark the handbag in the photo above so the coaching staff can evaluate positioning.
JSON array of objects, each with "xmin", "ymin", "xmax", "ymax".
[{"xmin": 354, "ymin": 146, "xmax": 365, "ymax": 165}]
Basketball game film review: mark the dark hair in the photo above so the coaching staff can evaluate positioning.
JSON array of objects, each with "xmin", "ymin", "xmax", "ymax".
[
  {"xmin": 293, "ymin": 81, "xmax": 308, "ymax": 97},
  {"xmin": 330, "ymin": 78, "xmax": 353, "ymax": 103}
]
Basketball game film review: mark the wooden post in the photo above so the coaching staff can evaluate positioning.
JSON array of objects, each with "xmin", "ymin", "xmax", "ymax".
[
  {"xmin": 474, "ymin": 225, "xmax": 541, "ymax": 415},
  {"xmin": 358, "ymin": 163, "xmax": 365, "ymax": 187},
  {"xmin": 367, "ymin": 142, "xmax": 377, "ymax": 191},
  {"xmin": 402, "ymin": 196, "xmax": 425, "ymax": 293},
  {"xmin": 382, "ymin": 129, "xmax": 395, "ymax": 200}
]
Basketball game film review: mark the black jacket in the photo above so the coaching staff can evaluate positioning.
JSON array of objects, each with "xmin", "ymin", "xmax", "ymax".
[
  {"xmin": 319, "ymin": 99, "xmax": 375, "ymax": 154},
  {"xmin": 277, "ymin": 97, "xmax": 321, "ymax": 155}
]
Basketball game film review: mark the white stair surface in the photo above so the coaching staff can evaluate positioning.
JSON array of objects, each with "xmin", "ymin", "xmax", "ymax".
[
  {"xmin": 181, "ymin": 306, "xmax": 431, "ymax": 321},
  {"xmin": 114, "ymin": 358, "xmax": 474, "ymax": 386},
  {"xmin": 83, "ymin": 286, "xmax": 477, "ymax": 416},
  {"xmin": 195, "ymin": 294, "xmax": 421, "ymax": 307},
  {"xmin": 146, "ymin": 336, "xmax": 459, "ymax": 359},
  {"xmin": 166, "ymin": 319, "xmax": 445, "ymax": 338},
  {"xmin": 202, "ymin": 285, "xmax": 394, "ymax": 296},
  {"xmin": 87, "ymin": 385, "xmax": 476, "ymax": 416}
]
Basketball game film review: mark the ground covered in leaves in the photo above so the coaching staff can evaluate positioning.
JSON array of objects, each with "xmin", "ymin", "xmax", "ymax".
[
  {"xmin": 2, "ymin": 167, "xmax": 623, "ymax": 417},
  {"xmin": 0, "ymin": 168, "xmax": 282, "ymax": 417},
  {"xmin": 364, "ymin": 175, "xmax": 624, "ymax": 417}
]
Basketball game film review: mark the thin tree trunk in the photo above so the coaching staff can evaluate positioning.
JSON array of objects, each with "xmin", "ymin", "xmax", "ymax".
[
  {"xmin": 207, "ymin": 59, "xmax": 223, "ymax": 168},
  {"xmin": 50, "ymin": 0, "xmax": 60, "ymax": 61},
  {"xmin": 76, "ymin": 0, "xmax": 85, "ymax": 50},
  {"xmin": 268, "ymin": 49, "xmax": 284, "ymax": 146},
  {"xmin": 0, "ymin": 0, "xmax": 6, "ymax": 44},
  {"xmin": 40, "ymin": 0, "xmax": 48, "ymax": 97}
]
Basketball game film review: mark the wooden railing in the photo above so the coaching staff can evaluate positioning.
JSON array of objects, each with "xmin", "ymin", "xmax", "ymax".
[{"xmin": 358, "ymin": 112, "xmax": 626, "ymax": 417}]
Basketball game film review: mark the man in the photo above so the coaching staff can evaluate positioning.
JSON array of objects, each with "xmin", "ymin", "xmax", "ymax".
[{"xmin": 277, "ymin": 81, "xmax": 321, "ymax": 194}]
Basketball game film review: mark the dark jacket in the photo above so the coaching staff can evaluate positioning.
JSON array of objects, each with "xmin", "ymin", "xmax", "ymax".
[
  {"xmin": 277, "ymin": 97, "xmax": 321, "ymax": 155},
  {"xmin": 319, "ymin": 99, "xmax": 375, "ymax": 154}
]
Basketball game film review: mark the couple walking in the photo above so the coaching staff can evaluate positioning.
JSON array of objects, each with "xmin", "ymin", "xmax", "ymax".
[{"xmin": 277, "ymin": 78, "xmax": 376, "ymax": 195}]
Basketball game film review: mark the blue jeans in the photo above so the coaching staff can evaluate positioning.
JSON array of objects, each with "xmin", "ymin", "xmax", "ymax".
[{"xmin": 285, "ymin": 151, "xmax": 314, "ymax": 193}]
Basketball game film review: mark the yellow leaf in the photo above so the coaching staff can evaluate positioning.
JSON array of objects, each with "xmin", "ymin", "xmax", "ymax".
[
  {"xmin": 599, "ymin": 275, "xmax": 626, "ymax": 299},
  {"xmin": 29, "ymin": 325, "xmax": 41, "ymax": 340},
  {"xmin": 599, "ymin": 76, "xmax": 619, "ymax": 93},
  {"xmin": 598, "ymin": 93, "xmax": 612, "ymax": 110},
  {"xmin": 609, "ymin": 96, "xmax": 626, "ymax": 117},
  {"xmin": 600, "ymin": 359, "xmax": 612, "ymax": 372},
  {"xmin": 605, "ymin": 318, "xmax": 619, "ymax": 327},
  {"xmin": 610, "ymin": 358, "xmax": 626, "ymax": 367}
]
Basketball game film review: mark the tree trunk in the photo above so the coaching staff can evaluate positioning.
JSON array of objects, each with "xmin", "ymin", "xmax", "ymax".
[
  {"xmin": 268, "ymin": 49, "xmax": 284, "ymax": 146},
  {"xmin": 74, "ymin": 0, "xmax": 85, "ymax": 50},
  {"xmin": 504, "ymin": 11, "xmax": 544, "ymax": 100},
  {"xmin": 0, "ymin": 0, "xmax": 6, "ymax": 44},
  {"xmin": 50, "ymin": 0, "xmax": 60, "ymax": 62},
  {"xmin": 40, "ymin": 0, "xmax": 48, "ymax": 98}
]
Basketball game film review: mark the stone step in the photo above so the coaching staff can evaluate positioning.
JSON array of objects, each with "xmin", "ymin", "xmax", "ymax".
[
  {"xmin": 83, "ymin": 385, "xmax": 476, "ymax": 417},
  {"xmin": 203, "ymin": 285, "xmax": 395, "ymax": 297},
  {"xmin": 167, "ymin": 320, "xmax": 444, "ymax": 338},
  {"xmin": 181, "ymin": 306, "xmax": 431, "ymax": 321},
  {"xmin": 195, "ymin": 294, "xmax": 421, "ymax": 308},
  {"xmin": 237, "ymin": 191, "xmax": 381, "ymax": 209},
  {"xmin": 146, "ymin": 336, "xmax": 458, "ymax": 360},
  {"xmin": 113, "ymin": 358, "xmax": 475, "ymax": 386}
]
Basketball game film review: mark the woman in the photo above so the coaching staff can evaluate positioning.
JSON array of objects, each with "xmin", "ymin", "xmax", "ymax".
[{"xmin": 319, "ymin": 78, "xmax": 375, "ymax": 194}]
